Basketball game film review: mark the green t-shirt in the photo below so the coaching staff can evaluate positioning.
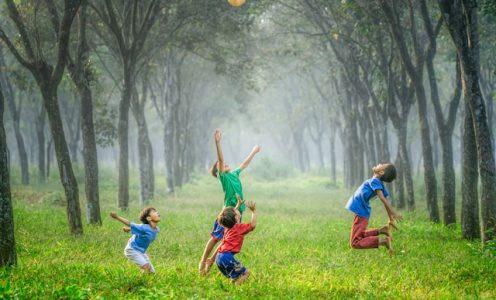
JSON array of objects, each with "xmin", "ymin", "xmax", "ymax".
[{"xmin": 219, "ymin": 168, "xmax": 245, "ymax": 212}]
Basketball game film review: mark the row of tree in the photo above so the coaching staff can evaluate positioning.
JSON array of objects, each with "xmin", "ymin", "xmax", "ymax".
[
  {"xmin": 250, "ymin": 0, "xmax": 495, "ymax": 242},
  {"xmin": 0, "ymin": 0, "xmax": 264, "ymax": 267}
]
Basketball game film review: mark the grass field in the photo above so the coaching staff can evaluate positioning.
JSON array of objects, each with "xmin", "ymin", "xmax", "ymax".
[{"xmin": 1, "ymin": 170, "xmax": 495, "ymax": 299}]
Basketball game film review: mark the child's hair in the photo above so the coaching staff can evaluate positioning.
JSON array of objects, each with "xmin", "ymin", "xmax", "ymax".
[
  {"xmin": 373, "ymin": 163, "xmax": 397, "ymax": 183},
  {"xmin": 217, "ymin": 207, "xmax": 237, "ymax": 229},
  {"xmin": 210, "ymin": 161, "xmax": 219, "ymax": 178},
  {"xmin": 139, "ymin": 207, "xmax": 156, "ymax": 224}
]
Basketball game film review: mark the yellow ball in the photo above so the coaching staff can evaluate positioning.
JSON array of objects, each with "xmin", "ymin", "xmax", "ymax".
[{"xmin": 228, "ymin": 0, "xmax": 246, "ymax": 7}]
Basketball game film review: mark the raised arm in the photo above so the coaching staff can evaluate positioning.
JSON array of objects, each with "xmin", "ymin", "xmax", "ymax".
[
  {"xmin": 376, "ymin": 190, "xmax": 403, "ymax": 223},
  {"xmin": 110, "ymin": 212, "xmax": 131, "ymax": 226},
  {"xmin": 235, "ymin": 194, "xmax": 245, "ymax": 210},
  {"xmin": 214, "ymin": 129, "xmax": 225, "ymax": 173},
  {"xmin": 247, "ymin": 201, "xmax": 257, "ymax": 229},
  {"xmin": 239, "ymin": 145, "xmax": 261, "ymax": 170}
]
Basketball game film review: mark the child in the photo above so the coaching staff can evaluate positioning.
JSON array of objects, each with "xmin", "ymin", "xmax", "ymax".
[
  {"xmin": 110, "ymin": 207, "xmax": 160, "ymax": 273},
  {"xmin": 198, "ymin": 129, "xmax": 260, "ymax": 274},
  {"xmin": 345, "ymin": 163, "xmax": 402, "ymax": 254},
  {"xmin": 214, "ymin": 198, "xmax": 257, "ymax": 285}
]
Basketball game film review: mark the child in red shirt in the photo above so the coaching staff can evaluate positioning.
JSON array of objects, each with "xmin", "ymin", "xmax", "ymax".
[{"xmin": 213, "ymin": 197, "xmax": 256, "ymax": 285}]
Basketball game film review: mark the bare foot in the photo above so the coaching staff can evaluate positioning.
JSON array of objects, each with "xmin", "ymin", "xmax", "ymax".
[
  {"xmin": 205, "ymin": 258, "xmax": 215, "ymax": 274},
  {"xmin": 234, "ymin": 271, "xmax": 250, "ymax": 285},
  {"xmin": 389, "ymin": 220, "xmax": 398, "ymax": 230},
  {"xmin": 380, "ymin": 225, "xmax": 391, "ymax": 237},
  {"xmin": 198, "ymin": 261, "xmax": 206, "ymax": 275}
]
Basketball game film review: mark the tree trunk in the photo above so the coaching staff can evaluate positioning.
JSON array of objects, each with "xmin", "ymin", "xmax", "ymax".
[
  {"xmin": 164, "ymin": 117, "xmax": 174, "ymax": 193},
  {"xmin": 42, "ymin": 87, "xmax": 82, "ymax": 235},
  {"xmin": 46, "ymin": 137, "xmax": 53, "ymax": 180},
  {"xmin": 36, "ymin": 106, "xmax": 46, "ymax": 183},
  {"xmin": 173, "ymin": 108, "xmax": 183, "ymax": 187},
  {"xmin": 461, "ymin": 99, "xmax": 480, "ymax": 239},
  {"xmin": 0, "ymin": 80, "xmax": 16, "ymax": 267},
  {"xmin": 0, "ymin": 51, "xmax": 29, "ymax": 185},
  {"xmin": 394, "ymin": 144, "xmax": 405, "ymax": 209},
  {"xmin": 415, "ymin": 82, "xmax": 439, "ymax": 223},
  {"xmin": 400, "ymin": 135, "xmax": 415, "ymax": 211},
  {"xmin": 131, "ymin": 87, "xmax": 154, "ymax": 206},
  {"xmin": 69, "ymin": 114, "xmax": 81, "ymax": 164},
  {"xmin": 79, "ymin": 84, "xmax": 101, "ymax": 224},
  {"xmin": 329, "ymin": 125, "xmax": 337, "ymax": 185},
  {"xmin": 137, "ymin": 116, "xmax": 154, "ymax": 205},
  {"xmin": 118, "ymin": 69, "xmax": 133, "ymax": 210},
  {"xmin": 66, "ymin": 0, "xmax": 101, "ymax": 225}
]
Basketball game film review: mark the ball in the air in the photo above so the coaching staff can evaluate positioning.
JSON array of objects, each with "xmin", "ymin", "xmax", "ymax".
[{"xmin": 228, "ymin": 0, "xmax": 246, "ymax": 7}]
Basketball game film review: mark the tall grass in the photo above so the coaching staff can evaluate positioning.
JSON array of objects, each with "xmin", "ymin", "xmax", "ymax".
[{"xmin": 1, "ymin": 168, "xmax": 495, "ymax": 299}]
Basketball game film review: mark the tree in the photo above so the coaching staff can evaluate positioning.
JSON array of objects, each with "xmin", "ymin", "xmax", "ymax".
[
  {"xmin": 378, "ymin": 0, "xmax": 440, "ymax": 222},
  {"xmin": 0, "ymin": 47, "xmax": 29, "ymax": 185},
  {"xmin": 439, "ymin": 0, "xmax": 496, "ymax": 241},
  {"xmin": 0, "ymin": 0, "xmax": 83, "ymax": 234},
  {"xmin": 420, "ymin": 0, "xmax": 461, "ymax": 226},
  {"xmin": 0, "ymin": 73, "xmax": 16, "ymax": 267},
  {"xmin": 67, "ymin": 0, "xmax": 101, "ymax": 224},
  {"xmin": 90, "ymin": 0, "xmax": 161, "ymax": 210}
]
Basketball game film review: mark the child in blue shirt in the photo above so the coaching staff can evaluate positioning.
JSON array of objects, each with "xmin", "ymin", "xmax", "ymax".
[
  {"xmin": 111, "ymin": 207, "xmax": 160, "ymax": 273},
  {"xmin": 345, "ymin": 163, "xmax": 402, "ymax": 254}
]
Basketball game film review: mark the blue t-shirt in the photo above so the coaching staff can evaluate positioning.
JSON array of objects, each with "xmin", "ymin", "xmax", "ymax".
[
  {"xmin": 345, "ymin": 178, "xmax": 390, "ymax": 219},
  {"xmin": 127, "ymin": 223, "xmax": 160, "ymax": 253}
]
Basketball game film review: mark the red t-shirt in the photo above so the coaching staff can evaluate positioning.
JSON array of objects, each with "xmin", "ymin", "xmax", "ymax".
[{"xmin": 218, "ymin": 223, "xmax": 254, "ymax": 254}]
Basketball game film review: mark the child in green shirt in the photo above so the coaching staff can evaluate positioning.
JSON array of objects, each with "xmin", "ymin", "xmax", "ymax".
[{"xmin": 198, "ymin": 129, "xmax": 260, "ymax": 275}]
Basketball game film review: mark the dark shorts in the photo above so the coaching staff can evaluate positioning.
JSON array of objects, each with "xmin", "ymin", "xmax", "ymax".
[{"xmin": 216, "ymin": 252, "xmax": 247, "ymax": 279}]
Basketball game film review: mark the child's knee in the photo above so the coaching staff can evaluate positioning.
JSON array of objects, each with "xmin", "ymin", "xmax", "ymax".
[{"xmin": 350, "ymin": 239, "xmax": 361, "ymax": 249}]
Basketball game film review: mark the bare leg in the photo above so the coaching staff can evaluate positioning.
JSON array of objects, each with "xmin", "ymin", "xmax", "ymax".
[
  {"xmin": 234, "ymin": 270, "xmax": 250, "ymax": 285},
  {"xmin": 199, "ymin": 237, "xmax": 218, "ymax": 274},
  {"xmin": 379, "ymin": 236, "xmax": 393, "ymax": 255},
  {"xmin": 205, "ymin": 253, "xmax": 217, "ymax": 274}
]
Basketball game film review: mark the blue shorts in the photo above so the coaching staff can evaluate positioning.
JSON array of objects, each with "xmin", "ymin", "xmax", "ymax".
[
  {"xmin": 216, "ymin": 252, "xmax": 247, "ymax": 279},
  {"xmin": 210, "ymin": 213, "xmax": 243, "ymax": 241},
  {"xmin": 211, "ymin": 219, "xmax": 225, "ymax": 240}
]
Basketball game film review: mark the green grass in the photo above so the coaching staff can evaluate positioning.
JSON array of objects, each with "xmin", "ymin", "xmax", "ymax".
[{"xmin": 1, "ymin": 171, "xmax": 495, "ymax": 299}]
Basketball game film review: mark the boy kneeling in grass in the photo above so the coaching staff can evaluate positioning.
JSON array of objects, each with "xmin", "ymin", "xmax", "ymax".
[
  {"xmin": 207, "ymin": 196, "xmax": 256, "ymax": 285},
  {"xmin": 110, "ymin": 207, "xmax": 160, "ymax": 273}
]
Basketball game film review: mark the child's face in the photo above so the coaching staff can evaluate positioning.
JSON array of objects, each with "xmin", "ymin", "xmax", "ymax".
[
  {"xmin": 148, "ymin": 210, "xmax": 161, "ymax": 223},
  {"xmin": 218, "ymin": 162, "xmax": 231, "ymax": 173}
]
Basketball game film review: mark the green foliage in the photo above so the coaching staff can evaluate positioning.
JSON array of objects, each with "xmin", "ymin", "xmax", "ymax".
[
  {"xmin": 2, "ymin": 173, "xmax": 496, "ymax": 299},
  {"xmin": 481, "ymin": 0, "xmax": 496, "ymax": 16}
]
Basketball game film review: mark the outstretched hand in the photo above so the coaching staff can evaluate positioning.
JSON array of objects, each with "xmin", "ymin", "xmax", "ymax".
[
  {"xmin": 214, "ymin": 129, "xmax": 222, "ymax": 142},
  {"xmin": 392, "ymin": 213, "xmax": 403, "ymax": 222},
  {"xmin": 389, "ymin": 213, "xmax": 403, "ymax": 229},
  {"xmin": 247, "ymin": 201, "xmax": 256, "ymax": 212},
  {"xmin": 110, "ymin": 212, "xmax": 118, "ymax": 219},
  {"xmin": 252, "ymin": 145, "xmax": 261, "ymax": 153}
]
